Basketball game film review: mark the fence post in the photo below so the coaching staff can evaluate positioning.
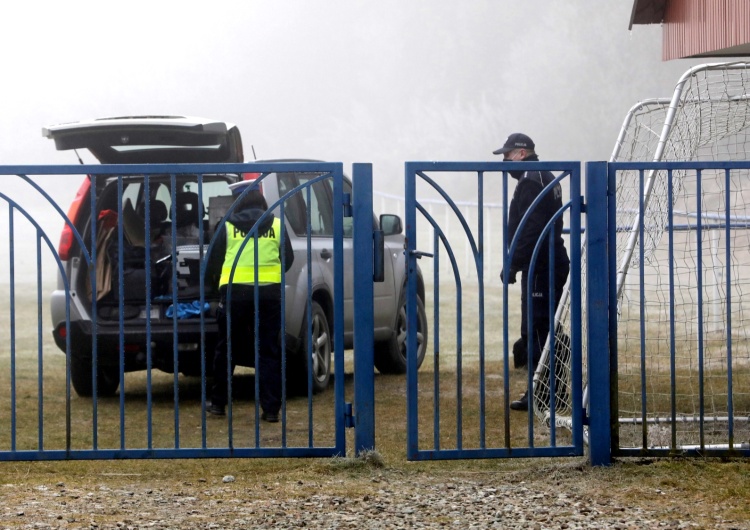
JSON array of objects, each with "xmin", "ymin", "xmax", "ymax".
[
  {"xmin": 586, "ymin": 161, "xmax": 612, "ymax": 466},
  {"xmin": 352, "ymin": 163, "xmax": 376, "ymax": 455}
]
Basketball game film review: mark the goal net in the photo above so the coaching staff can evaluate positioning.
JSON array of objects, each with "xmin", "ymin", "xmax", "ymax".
[{"xmin": 533, "ymin": 62, "xmax": 750, "ymax": 450}]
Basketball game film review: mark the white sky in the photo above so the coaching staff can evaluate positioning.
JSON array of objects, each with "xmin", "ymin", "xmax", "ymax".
[{"xmin": 0, "ymin": 0, "xmax": 715, "ymax": 280}]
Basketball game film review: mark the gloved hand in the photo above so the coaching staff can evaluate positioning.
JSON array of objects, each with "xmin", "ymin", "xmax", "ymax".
[{"xmin": 500, "ymin": 268, "xmax": 517, "ymax": 284}]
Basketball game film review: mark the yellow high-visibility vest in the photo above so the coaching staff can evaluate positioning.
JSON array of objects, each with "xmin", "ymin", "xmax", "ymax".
[{"xmin": 219, "ymin": 218, "xmax": 282, "ymax": 286}]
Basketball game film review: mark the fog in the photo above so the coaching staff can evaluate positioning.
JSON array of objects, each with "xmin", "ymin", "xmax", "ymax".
[{"xmin": 0, "ymin": 0, "xmax": 709, "ymax": 281}]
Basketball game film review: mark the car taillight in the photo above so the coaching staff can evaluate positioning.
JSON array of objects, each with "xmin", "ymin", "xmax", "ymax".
[{"xmin": 58, "ymin": 177, "xmax": 91, "ymax": 261}]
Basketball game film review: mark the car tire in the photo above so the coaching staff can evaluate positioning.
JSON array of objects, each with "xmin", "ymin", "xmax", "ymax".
[
  {"xmin": 374, "ymin": 289, "xmax": 428, "ymax": 374},
  {"xmin": 70, "ymin": 351, "xmax": 120, "ymax": 397},
  {"xmin": 289, "ymin": 301, "xmax": 332, "ymax": 394}
]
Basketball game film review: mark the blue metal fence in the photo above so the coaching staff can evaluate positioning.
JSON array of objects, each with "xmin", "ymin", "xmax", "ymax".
[
  {"xmin": 4, "ymin": 159, "xmax": 750, "ymax": 465},
  {"xmin": 0, "ymin": 161, "xmax": 376, "ymax": 460},
  {"xmin": 594, "ymin": 161, "xmax": 750, "ymax": 462},
  {"xmin": 404, "ymin": 161, "xmax": 584, "ymax": 460}
]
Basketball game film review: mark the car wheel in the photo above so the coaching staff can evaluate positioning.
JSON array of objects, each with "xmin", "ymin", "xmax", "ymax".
[
  {"xmin": 374, "ymin": 290, "xmax": 428, "ymax": 374},
  {"xmin": 290, "ymin": 301, "xmax": 332, "ymax": 394},
  {"xmin": 70, "ymin": 351, "xmax": 120, "ymax": 397}
]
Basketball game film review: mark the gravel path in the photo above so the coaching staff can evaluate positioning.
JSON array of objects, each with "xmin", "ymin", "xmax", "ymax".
[{"xmin": 1, "ymin": 466, "xmax": 745, "ymax": 529}]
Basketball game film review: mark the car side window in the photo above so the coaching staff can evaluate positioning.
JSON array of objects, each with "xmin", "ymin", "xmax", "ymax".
[{"xmin": 279, "ymin": 172, "xmax": 334, "ymax": 237}]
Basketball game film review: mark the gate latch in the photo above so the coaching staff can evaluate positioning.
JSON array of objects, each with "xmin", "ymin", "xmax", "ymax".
[
  {"xmin": 409, "ymin": 250, "xmax": 434, "ymax": 259},
  {"xmin": 345, "ymin": 402, "xmax": 355, "ymax": 428}
]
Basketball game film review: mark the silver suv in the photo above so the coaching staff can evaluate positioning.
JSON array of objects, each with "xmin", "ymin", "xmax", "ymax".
[{"xmin": 45, "ymin": 116, "xmax": 427, "ymax": 397}]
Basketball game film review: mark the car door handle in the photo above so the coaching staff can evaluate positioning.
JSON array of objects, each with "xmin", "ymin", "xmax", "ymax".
[{"xmin": 320, "ymin": 249, "xmax": 332, "ymax": 260}]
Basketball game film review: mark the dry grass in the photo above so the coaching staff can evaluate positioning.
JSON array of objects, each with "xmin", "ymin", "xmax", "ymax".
[{"xmin": 1, "ymin": 284, "xmax": 750, "ymax": 526}]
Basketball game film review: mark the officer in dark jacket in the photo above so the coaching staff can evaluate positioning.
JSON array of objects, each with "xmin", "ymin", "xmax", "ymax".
[
  {"xmin": 207, "ymin": 182, "xmax": 294, "ymax": 422},
  {"xmin": 495, "ymin": 133, "xmax": 570, "ymax": 411}
]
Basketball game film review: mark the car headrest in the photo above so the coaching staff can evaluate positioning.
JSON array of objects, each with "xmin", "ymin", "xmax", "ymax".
[
  {"xmin": 151, "ymin": 200, "xmax": 168, "ymax": 224},
  {"xmin": 174, "ymin": 192, "xmax": 201, "ymax": 228}
]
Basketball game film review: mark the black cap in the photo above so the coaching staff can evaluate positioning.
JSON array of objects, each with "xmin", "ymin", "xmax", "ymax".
[{"xmin": 492, "ymin": 133, "xmax": 535, "ymax": 155}]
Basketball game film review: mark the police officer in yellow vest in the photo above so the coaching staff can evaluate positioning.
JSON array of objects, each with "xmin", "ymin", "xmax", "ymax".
[{"xmin": 207, "ymin": 183, "xmax": 294, "ymax": 422}]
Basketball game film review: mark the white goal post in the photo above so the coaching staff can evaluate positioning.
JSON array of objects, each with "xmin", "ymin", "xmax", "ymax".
[{"xmin": 533, "ymin": 62, "xmax": 750, "ymax": 450}]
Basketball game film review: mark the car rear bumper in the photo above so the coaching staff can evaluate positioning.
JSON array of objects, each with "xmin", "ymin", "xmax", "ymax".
[{"xmin": 52, "ymin": 318, "xmax": 219, "ymax": 361}]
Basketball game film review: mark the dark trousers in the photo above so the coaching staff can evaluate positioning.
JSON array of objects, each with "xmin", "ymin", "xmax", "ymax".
[
  {"xmin": 519, "ymin": 264, "xmax": 569, "ymax": 371},
  {"xmin": 211, "ymin": 284, "xmax": 282, "ymax": 414}
]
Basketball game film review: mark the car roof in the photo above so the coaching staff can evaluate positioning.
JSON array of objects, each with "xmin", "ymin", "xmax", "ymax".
[{"xmin": 42, "ymin": 115, "xmax": 244, "ymax": 164}]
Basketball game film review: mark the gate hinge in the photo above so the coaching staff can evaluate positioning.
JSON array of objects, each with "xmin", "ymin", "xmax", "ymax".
[
  {"xmin": 343, "ymin": 192, "xmax": 352, "ymax": 217},
  {"xmin": 582, "ymin": 408, "xmax": 590, "ymax": 426},
  {"xmin": 345, "ymin": 402, "xmax": 355, "ymax": 428},
  {"xmin": 579, "ymin": 196, "xmax": 587, "ymax": 213}
]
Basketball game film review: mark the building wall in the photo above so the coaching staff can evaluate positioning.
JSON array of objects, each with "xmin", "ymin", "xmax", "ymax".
[{"xmin": 663, "ymin": 0, "xmax": 750, "ymax": 60}]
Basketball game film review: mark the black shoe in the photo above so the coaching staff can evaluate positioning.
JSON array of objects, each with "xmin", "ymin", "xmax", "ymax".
[
  {"xmin": 261, "ymin": 411, "xmax": 279, "ymax": 423},
  {"xmin": 208, "ymin": 402, "xmax": 225, "ymax": 416},
  {"xmin": 510, "ymin": 391, "xmax": 529, "ymax": 411},
  {"xmin": 512, "ymin": 338, "xmax": 528, "ymax": 370}
]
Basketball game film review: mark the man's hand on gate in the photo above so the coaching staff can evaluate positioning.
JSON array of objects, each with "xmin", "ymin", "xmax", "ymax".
[{"xmin": 500, "ymin": 268, "xmax": 517, "ymax": 284}]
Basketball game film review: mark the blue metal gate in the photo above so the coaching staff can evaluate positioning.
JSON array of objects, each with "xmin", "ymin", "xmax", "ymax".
[
  {"xmin": 0, "ymin": 161, "xmax": 376, "ymax": 461},
  {"xmin": 586, "ymin": 161, "xmax": 750, "ymax": 462},
  {"xmin": 403, "ymin": 161, "xmax": 584, "ymax": 460}
]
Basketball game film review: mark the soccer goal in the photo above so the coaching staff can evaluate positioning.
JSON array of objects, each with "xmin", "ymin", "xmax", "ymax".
[{"xmin": 533, "ymin": 61, "xmax": 750, "ymax": 451}]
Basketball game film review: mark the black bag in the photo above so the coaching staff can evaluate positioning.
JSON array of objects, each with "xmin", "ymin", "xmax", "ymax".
[{"xmin": 107, "ymin": 242, "xmax": 170, "ymax": 301}]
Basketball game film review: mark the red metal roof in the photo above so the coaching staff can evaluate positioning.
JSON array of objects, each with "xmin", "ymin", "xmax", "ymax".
[{"xmin": 630, "ymin": 0, "xmax": 750, "ymax": 60}]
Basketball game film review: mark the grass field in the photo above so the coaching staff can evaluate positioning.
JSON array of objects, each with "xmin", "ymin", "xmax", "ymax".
[{"xmin": 1, "ymin": 283, "xmax": 750, "ymax": 526}]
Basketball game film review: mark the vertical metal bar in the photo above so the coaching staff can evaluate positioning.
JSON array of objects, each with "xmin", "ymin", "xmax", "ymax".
[
  {"xmin": 280, "ymin": 201, "xmax": 288, "ymax": 448},
  {"xmin": 725, "ymin": 168, "xmax": 734, "ymax": 448},
  {"xmin": 405, "ymin": 163, "xmax": 419, "ymax": 459},
  {"xmin": 639, "ymin": 169, "xmax": 647, "ymax": 449},
  {"xmin": 526, "ymin": 247, "xmax": 535, "ymax": 447},
  {"xmin": 170, "ymin": 174, "xmax": 180, "ymax": 449},
  {"xmin": 696, "ymin": 169, "xmax": 705, "ymax": 449},
  {"xmin": 224, "ymin": 205, "xmax": 234, "ymax": 451},
  {"xmin": 668, "ymin": 170, "xmax": 677, "ymax": 450},
  {"xmin": 502, "ymin": 167, "xmax": 511, "ymax": 449},
  {"xmin": 569, "ymin": 163, "xmax": 583, "ymax": 450},
  {"xmin": 9, "ymin": 207, "xmax": 16, "ymax": 452},
  {"xmin": 333, "ymin": 165, "xmax": 346, "ymax": 454},
  {"xmin": 166, "ymin": 173, "xmax": 179, "ymax": 449},
  {"xmin": 37, "ymin": 235, "xmax": 44, "ymax": 450},
  {"xmin": 198, "ymin": 174, "xmax": 208, "ymax": 449},
  {"xmin": 433, "ymin": 229, "xmax": 440, "ymax": 451},
  {"xmin": 254, "ymin": 227, "xmax": 261, "ymax": 448},
  {"xmin": 586, "ymin": 161, "xmax": 612, "ymax": 466},
  {"xmin": 456, "ymin": 277, "xmax": 463, "ymax": 451},
  {"xmin": 464, "ymin": 205, "xmax": 471, "ymax": 279},
  {"xmin": 144, "ymin": 175, "xmax": 153, "ymax": 450},
  {"xmin": 487, "ymin": 208, "xmax": 493, "ymax": 282},
  {"xmin": 352, "ymin": 163, "xmax": 374, "ymax": 455},
  {"xmin": 90, "ymin": 175, "xmax": 99, "ymax": 450},
  {"xmin": 118, "ymin": 175, "xmax": 129, "ymax": 449},
  {"xmin": 65, "ymin": 245, "xmax": 73, "ymax": 454},
  {"xmin": 549, "ymin": 232, "xmax": 557, "ymax": 447},
  {"xmin": 170, "ymin": 173, "xmax": 180, "ymax": 440},
  {"xmin": 107, "ymin": 175, "xmax": 120, "ymax": 448},
  {"xmin": 608, "ymin": 164, "xmax": 620, "ymax": 454},
  {"xmin": 306, "ymin": 184, "xmax": 313, "ymax": 448},
  {"xmin": 477, "ymin": 171, "xmax": 486, "ymax": 450}
]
